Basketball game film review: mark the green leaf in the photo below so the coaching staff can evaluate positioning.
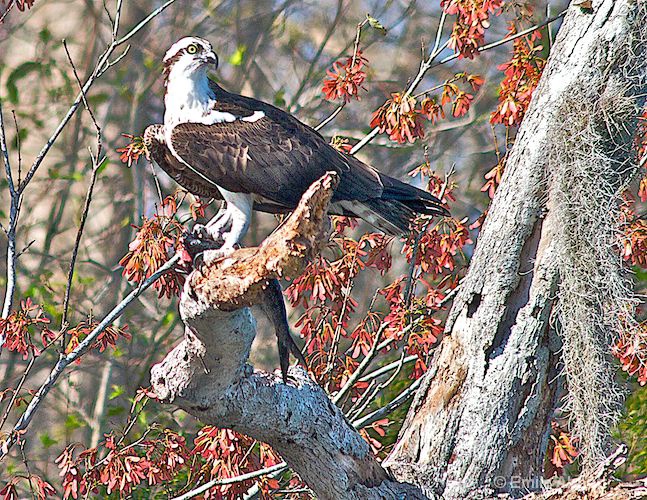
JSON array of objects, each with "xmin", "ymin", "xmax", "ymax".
[
  {"xmin": 137, "ymin": 410, "xmax": 149, "ymax": 427},
  {"xmin": 143, "ymin": 56, "xmax": 156, "ymax": 70},
  {"xmin": 107, "ymin": 405, "xmax": 125, "ymax": 417},
  {"xmin": 39, "ymin": 433, "xmax": 58, "ymax": 448},
  {"xmin": 273, "ymin": 89, "xmax": 286, "ymax": 108},
  {"xmin": 6, "ymin": 62, "xmax": 42, "ymax": 104},
  {"xmin": 634, "ymin": 266, "xmax": 647, "ymax": 282},
  {"xmin": 39, "ymin": 28, "xmax": 52, "ymax": 44},
  {"xmin": 228, "ymin": 45, "xmax": 247, "ymax": 66},
  {"xmin": 366, "ymin": 14, "xmax": 387, "ymax": 35},
  {"xmin": 65, "ymin": 413, "xmax": 86, "ymax": 430},
  {"xmin": 162, "ymin": 311, "xmax": 175, "ymax": 326},
  {"xmin": 97, "ymin": 156, "xmax": 110, "ymax": 175},
  {"xmin": 109, "ymin": 384, "xmax": 125, "ymax": 400},
  {"xmin": 87, "ymin": 92, "xmax": 110, "ymax": 107},
  {"xmin": 77, "ymin": 275, "xmax": 96, "ymax": 286}
]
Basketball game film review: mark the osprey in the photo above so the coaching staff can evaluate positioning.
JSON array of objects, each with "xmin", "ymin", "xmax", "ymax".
[{"xmin": 144, "ymin": 36, "xmax": 449, "ymax": 254}]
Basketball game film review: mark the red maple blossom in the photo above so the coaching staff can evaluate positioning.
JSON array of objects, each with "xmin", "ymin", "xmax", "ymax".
[
  {"xmin": 119, "ymin": 212, "xmax": 185, "ymax": 298},
  {"xmin": 0, "ymin": 298, "xmax": 52, "ymax": 359},
  {"xmin": 442, "ymin": 0, "xmax": 504, "ymax": 59},
  {"xmin": 491, "ymin": 27, "xmax": 546, "ymax": 127},
  {"xmin": 547, "ymin": 422, "xmax": 579, "ymax": 474},
  {"xmin": 116, "ymin": 134, "xmax": 149, "ymax": 167},
  {"xmin": 322, "ymin": 51, "xmax": 369, "ymax": 103}
]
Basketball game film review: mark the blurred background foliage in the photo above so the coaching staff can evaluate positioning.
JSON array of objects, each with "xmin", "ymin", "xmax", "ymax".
[{"xmin": 0, "ymin": 0, "xmax": 645, "ymax": 497}]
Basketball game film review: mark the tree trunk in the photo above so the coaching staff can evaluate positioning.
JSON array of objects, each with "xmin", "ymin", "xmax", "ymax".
[{"xmin": 384, "ymin": 1, "xmax": 647, "ymax": 498}]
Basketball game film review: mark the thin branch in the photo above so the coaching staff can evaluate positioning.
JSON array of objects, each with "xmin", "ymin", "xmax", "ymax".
[
  {"xmin": 0, "ymin": 100, "xmax": 20, "ymax": 329},
  {"xmin": 0, "ymin": 0, "xmax": 15, "ymax": 24},
  {"xmin": 332, "ymin": 321, "xmax": 386, "ymax": 404},
  {"xmin": 60, "ymin": 40, "xmax": 104, "ymax": 330},
  {"xmin": 0, "ymin": 99, "xmax": 15, "ymax": 218},
  {"xmin": 0, "ymin": 254, "xmax": 180, "ymax": 460},
  {"xmin": 0, "ymin": 358, "xmax": 35, "ymax": 430},
  {"xmin": 112, "ymin": 0, "xmax": 123, "ymax": 40},
  {"xmin": 10, "ymin": 111, "xmax": 21, "ymax": 186},
  {"xmin": 430, "ymin": 10, "xmax": 448, "ymax": 60},
  {"xmin": 325, "ymin": 249, "xmax": 360, "ymax": 380},
  {"xmin": 61, "ymin": 161, "xmax": 101, "ymax": 327},
  {"xmin": 315, "ymin": 103, "xmax": 346, "ymax": 131},
  {"xmin": 352, "ymin": 376, "xmax": 423, "ymax": 429},
  {"xmin": 113, "ymin": 0, "xmax": 178, "ymax": 46},
  {"xmin": 172, "ymin": 462, "xmax": 288, "ymax": 500},
  {"xmin": 0, "ymin": 326, "xmax": 67, "ymax": 431},
  {"xmin": 350, "ymin": 9, "xmax": 566, "ymax": 154},
  {"xmin": 349, "ymin": 350, "xmax": 405, "ymax": 422},
  {"xmin": 63, "ymin": 40, "xmax": 103, "ymax": 139},
  {"xmin": 358, "ymin": 354, "xmax": 418, "ymax": 383}
]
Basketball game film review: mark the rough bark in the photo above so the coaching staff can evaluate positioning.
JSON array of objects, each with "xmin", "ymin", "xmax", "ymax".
[
  {"xmin": 150, "ymin": 173, "xmax": 425, "ymax": 500},
  {"xmin": 384, "ymin": 1, "xmax": 647, "ymax": 498}
]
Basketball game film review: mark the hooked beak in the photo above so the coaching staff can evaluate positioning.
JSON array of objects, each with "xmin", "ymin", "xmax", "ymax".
[{"xmin": 202, "ymin": 51, "xmax": 218, "ymax": 69}]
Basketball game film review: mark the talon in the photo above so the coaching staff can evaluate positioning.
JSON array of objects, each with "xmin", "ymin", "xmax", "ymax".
[
  {"xmin": 181, "ymin": 231, "xmax": 222, "ymax": 262},
  {"xmin": 202, "ymin": 246, "xmax": 236, "ymax": 265},
  {"xmin": 191, "ymin": 223, "xmax": 212, "ymax": 241}
]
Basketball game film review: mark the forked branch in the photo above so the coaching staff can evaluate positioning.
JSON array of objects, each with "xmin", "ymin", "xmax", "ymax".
[{"xmin": 150, "ymin": 173, "xmax": 425, "ymax": 500}]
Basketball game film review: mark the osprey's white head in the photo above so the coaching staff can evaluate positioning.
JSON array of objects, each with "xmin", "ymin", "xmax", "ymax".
[
  {"xmin": 163, "ymin": 37, "xmax": 218, "ymax": 80},
  {"xmin": 162, "ymin": 37, "xmax": 219, "ymax": 126}
]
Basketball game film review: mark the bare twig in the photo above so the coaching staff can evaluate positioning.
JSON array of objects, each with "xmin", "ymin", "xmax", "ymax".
[
  {"xmin": 332, "ymin": 320, "xmax": 386, "ymax": 404},
  {"xmin": 0, "ymin": 100, "xmax": 20, "ymax": 330},
  {"xmin": 358, "ymin": 354, "xmax": 418, "ymax": 383},
  {"xmin": 0, "ymin": 254, "xmax": 180, "ymax": 460},
  {"xmin": 112, "ymin": 0, "xmax": 123, "ymax": 40},
  {"xmin": 325, "ymin": 249, "xmax": 360, "ymax": 380},
  {"xmin": 352, "ymin": 376, "xmax": 423, "ymax": 429},
  {"xmin": 348, "ymin": 351, "xmax": 405, "ymax": 422},
  {"xmin": 315, "ymin": 17, "xmax": 368, "ymax": 131},
  {"xmin": 0, "ymin": 326, "xmax": 67, "ymax": 431},
  {"xmin": 0, "ymin": 0, "xmax": 15, "ymax": 24},
  {"xmin": 61, "ymin": 161, "xmax": 101, "ymax": 327},
  {"xmin": 350, "ymin": 9, "xmax": 567, "ymax": 154},
  {"xmin": 172, "ymin": 462, "xmax": 288, "ymax": 500},
  {"xmin": 10, "ymin": 111, "xmax": 21, "ymax": 185},
  {"xmin": 60, "ymin": 40, "xmax": 104, "ymax": 331}
]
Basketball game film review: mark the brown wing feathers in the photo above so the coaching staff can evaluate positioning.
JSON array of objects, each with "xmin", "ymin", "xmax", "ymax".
[{"xmin": 149, "ymin": 82, "xmax": 448, "ymax": 234}]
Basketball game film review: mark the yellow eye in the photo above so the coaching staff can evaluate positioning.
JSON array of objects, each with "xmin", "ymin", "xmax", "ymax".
[{"xmin": 187, "ymin": 44, "xmax": 198, "ymax": 54}]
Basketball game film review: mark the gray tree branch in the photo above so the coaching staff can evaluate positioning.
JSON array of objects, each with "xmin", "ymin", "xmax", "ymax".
[{"xmin": 150, "ymin": 173, "xmax": 426, "ymax": 500}]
